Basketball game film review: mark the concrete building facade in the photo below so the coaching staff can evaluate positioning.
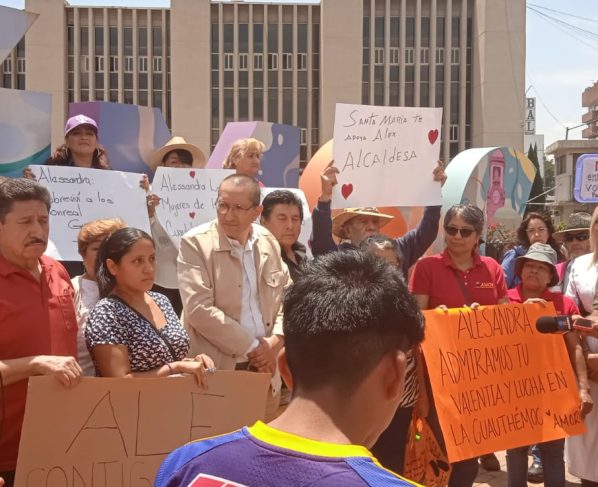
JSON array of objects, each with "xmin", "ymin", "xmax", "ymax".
[
  {"xmin": 1, "ymin": 0, "xmax": 526, "ymax": 164},
  {"xmin": 582, "ymin": 81, "xmax": 598, "ymax": 140}
]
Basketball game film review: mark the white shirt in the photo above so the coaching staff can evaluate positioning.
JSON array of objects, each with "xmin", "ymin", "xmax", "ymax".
[
  {"xmin": 227, "ymin": 231, "xmax": 264, "ymax": 358},
  {"xmin": 71, "ymin": 275, "xmax": 100, "ymax": 376}
]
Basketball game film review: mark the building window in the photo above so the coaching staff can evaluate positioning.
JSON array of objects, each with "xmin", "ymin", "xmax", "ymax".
[
  {"xmin": 254, "ymin": 53, "xmax": 263, "ymax": 70},
  {"xmin": 300, "ymin": 127, "xmax": 307, "ymax": 145},
  {"xmin": 152, "ymin": 56, "xmax": 162, "ymax": 72},
  {"xmin": 389, "ymin": 47, "xmax": 399, "ymax": 65},
  {"xmin": 283, "ymin": 53, "xmax": 293, "ymax": 70},
  {"xmin": 95, "ymin": 56, "xmax": 104, "ymax": 73},
  {"xmin": 420, "ymin": 47, "xmax": 429, "ymax": 65},
  {"xmin": 268, "ymin": 53, "xmax": 278, "ymax": 70},
  {"xmin": 239, "ymin": 53, "xmax": 248, "ymax": 70},
  {"xmin": 110, "ymin": 56, "xmax": 118, "ymax": 72},
  {"xmin": 451, "ymin": 47, "xmax": 460, "ymax": 65},
  {"xmin": 138, "ymin": 56, "xmax": 148, "ymax": 73},
  {"xmin": 124, "ymin": 56, "xmax": 134, "ymax": 73},
  {"xmin": 374, "ymin": 47, "xmax": 384, "ymax": 65},
  {"xmin": 297, "ymin": 52, "xmax": 307, "ymax": 70},
  {"xmin": 449, "ymin": 124, "xmax": 459, "ymax": 142},
  {"xmin": 3, "ymin": 58, "xmax": 12, "ymax": 74},
  {"xmin": 435, "ymin": 47, "xmax": 445, "ymax": 64},
  {"xmin": 80, "ymin": 55, "xmax": 89, "ymax": 73},
  {"xmin": 404, "ymin": 47, "xmax": 414, "ymax": 65},
  {"xmin": 224, "ymin": 53, "xmax": 234, "ymax": 71}
]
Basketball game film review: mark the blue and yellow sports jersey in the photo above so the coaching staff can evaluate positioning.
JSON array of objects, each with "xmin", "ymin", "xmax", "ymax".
[{"xmin": 155, "ymin": 421, "xmax": 421, "ymax": 487}]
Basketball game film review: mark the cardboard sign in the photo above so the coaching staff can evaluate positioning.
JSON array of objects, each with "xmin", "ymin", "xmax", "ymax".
[
  {"xmin": 29, "ymin": 165, "xmax": 150, "ymax": 261},
  {"xmin": 421, "ymin": 303, "xmax": 585, "ymax": 462},
  {"xmin": 574, "ymin": 153, "xmax": 598, "ymax": 203},
  {"xmin": 153, "ymin": 167, "xmax": 234, "ymax": 244},
  {"xmin": 15, "ymin": 373, "xmax": 270, "ymax": 487},
  {"xmin": 331, "ymin": 103, "xmax": 442, "ymax": 209},
  {"xmin": 260, "ymin": 187, "xmax": 313, "ymax": 259}
]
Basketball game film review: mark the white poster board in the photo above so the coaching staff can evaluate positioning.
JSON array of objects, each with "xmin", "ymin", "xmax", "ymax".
[
  {"xmin": 30, "ymin": 165, "xmax": 150, "ymax": 261},
  {"xmin": 574, "ymin": 154, "xmax": 598, "ymax": 203},
  {"xmin": 332, "ymin": 103, "xmax": 443, "ymax": 208},
  {"xmin": 260, "ymin": 187, "xmax": 313, "ymax": 259},
  {"xmin": 153, "ymin": 167, "xmax": 234, "ymax": 244}
]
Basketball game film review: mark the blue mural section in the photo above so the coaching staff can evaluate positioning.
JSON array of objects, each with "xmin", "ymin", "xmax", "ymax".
[{"xmin": 0, "ymin": 88, "xmax": 51, "ymax": 177}]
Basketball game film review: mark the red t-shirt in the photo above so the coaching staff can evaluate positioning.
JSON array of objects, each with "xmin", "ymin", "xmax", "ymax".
[
  {"xmin": 507, "ymin": 285, "xmax": 580, "ymax": 315},
  {"xmin": 0, "ymin": 254, "xmax": 78, "ymax": 471},
  {"xmin": 409, "ymin": 249, "xmax": 508, "ymax": 309}
]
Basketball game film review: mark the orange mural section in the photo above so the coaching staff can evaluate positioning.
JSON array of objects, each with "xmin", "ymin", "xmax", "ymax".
[{"xmin": 421, "ymin": 303, "xmax": 585, "ymax": 463}]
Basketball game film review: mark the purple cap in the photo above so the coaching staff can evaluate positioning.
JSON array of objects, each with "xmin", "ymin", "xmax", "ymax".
[{"xmin": 64, "ymin": 114, "xmax": 98, "ymax": 136}]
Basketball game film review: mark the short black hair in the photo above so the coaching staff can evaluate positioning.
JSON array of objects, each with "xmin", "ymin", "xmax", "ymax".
[
  {"xmin": 261, "ymin": 190, "xmax": 304, "ymax": 222},
  {"xmin": 283, "ymin": 250, "xmax": 424, "ymax": 395},
  {"xmin": 444, "ymin": 204, "xmax": 485, "ymax": 234},
  {"xmin": 218, "ymin": 173, "xmax": 261, "ymax": 206},
  {"xmin": 0, "ymin": 177, "xmax": 51, "ymax": 222}
]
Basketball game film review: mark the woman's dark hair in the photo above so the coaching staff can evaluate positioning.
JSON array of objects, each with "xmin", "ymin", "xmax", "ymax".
[
  {"xmin": 45, "ymin": 144, "xmax": 110, "ymax": 170},
  {"xmin": 95, "ymin": 227, "xmax": 154, "ymax": 297},
  {"xmin": 443, "ymin": 204, "xmax": 485, "ymax": 234},
  {"xmin": 516, "ymin": 211, "xmax": 563, "ymax": 259}
]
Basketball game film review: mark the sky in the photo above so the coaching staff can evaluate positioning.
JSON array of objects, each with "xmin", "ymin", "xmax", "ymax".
[{"xmin": 2, "ymin": 0, "xmax": 598, "ymax": 153}]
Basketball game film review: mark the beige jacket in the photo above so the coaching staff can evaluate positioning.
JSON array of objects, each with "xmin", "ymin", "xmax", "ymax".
[{"xmin": 178, "ymin": 220, "xmax": 290, "ymax": 375}]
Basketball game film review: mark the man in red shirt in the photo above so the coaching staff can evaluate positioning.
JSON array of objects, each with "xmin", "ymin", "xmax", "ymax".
[{"xmin": 0, "ymin": 178, "xmax": 81, "ymax": 486}]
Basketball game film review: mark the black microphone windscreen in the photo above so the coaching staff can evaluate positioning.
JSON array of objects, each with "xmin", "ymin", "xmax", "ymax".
[{"xmin": 536, "ymin": 316, "xmax": 559, "ymax": 333}]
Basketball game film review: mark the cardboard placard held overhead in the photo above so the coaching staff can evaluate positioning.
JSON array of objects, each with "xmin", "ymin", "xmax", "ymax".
[
  {"xmin": 153, "ymin": 167, "xmax": 234, "ymax": 244},
  {"xmin": 15, "ymin": 373, "xmax": 270, "ymax": 487},
  {"xmin": 29, "ymin": 165, "xmax": 150, "ymax": 261},
  {"xmin": 421, "ymin": 303, "xmax": 585, "ymax": 463},
  {"xmin": 331, "ymin": 103, "xmax": 443, "ymax": 209},
  {"xmin": 574, "ymin": 153, "xmax": 598, "ymax": 203}
]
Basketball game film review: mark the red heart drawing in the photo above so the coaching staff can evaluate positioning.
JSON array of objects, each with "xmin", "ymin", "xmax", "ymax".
[
  {"xmin": 189, "ymin": 170, "xmax": 196, "ymax": 178},
  {"xmin": 189, "ymin": 212, "xmax": 196, "ymax": 219},
  {"xmin": 341, "ymin": 183, "xmax": 353, "ymax": 199},
  {"xmin": 428, "ymin": 129, "xmax": 439, "ymax": 144}
]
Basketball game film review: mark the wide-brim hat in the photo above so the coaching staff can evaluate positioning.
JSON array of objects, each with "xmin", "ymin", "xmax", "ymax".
[
  {"xmin": 514, "ymin": 242, "xmax": 559, "ymax": 287},
  {"xmin": 332, "ymin": 207, "xmax": 394, "ymax": 240},
  {"xmin": 553, "ymin": 212, "xmax": 592, "ymax": 241},
  {"xmin": 150, "ymin": 136, "xmax": 206, "ymax": 170}
]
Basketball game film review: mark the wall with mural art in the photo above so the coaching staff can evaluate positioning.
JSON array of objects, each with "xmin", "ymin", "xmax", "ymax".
[{"xmin": 207, "ymin": 122, "xmax": 300, "ymax": 188}]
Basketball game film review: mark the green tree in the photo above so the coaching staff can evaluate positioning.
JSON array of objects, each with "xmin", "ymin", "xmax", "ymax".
[
  {"xmin": 543, "ymin": 156, "xmax": 555, "ymax": 195},
  {"xmin": 526, "ymin": 143, "xmax": 545, "ymax": 213}
]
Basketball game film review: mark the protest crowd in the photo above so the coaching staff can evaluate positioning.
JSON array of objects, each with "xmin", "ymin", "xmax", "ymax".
[{"xmin": 1, "ymin": 113, "xmax": 598, "ymax": 487}]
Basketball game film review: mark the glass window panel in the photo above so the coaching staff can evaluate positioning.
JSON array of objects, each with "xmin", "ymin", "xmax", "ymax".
[
  {"xmin": 95, "ymin": 27, "xmax": 104, "ymax": 55},
  {"xmin": 254, "ymin": 89, "xmax": 263, "ymax": 120}
]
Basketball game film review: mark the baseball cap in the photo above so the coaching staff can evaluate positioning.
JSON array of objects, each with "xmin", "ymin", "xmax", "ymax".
[{"xmin": 64, "ymin": 114, "xmax": 98, "ymax": 136}]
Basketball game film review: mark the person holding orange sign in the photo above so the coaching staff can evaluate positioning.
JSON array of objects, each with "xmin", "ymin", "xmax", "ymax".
[
  {"xmin": 409, "ymin": 203, "xmax": 509, "ymax": 487},
  {"xmin": 505, "ymin": 243, "xmax": 592, "ymax": 487}
]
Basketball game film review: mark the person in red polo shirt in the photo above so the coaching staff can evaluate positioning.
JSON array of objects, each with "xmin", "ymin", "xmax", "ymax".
[
  {"xmin": 409, "ymin": 203, "xmax": 509, "ymax": 487},
  {"xmin": 0, "ymin": 178, "xmax": 80, "ymax": 487},
  {"xmin": 505, "ymin": 242, "xmax": 593, "ymax": 487}
]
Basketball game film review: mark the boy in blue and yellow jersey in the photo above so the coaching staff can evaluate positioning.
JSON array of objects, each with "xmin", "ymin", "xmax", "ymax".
[{"xmin": 155, "ymin": 250, "xmax": 425, "ymax": 487}]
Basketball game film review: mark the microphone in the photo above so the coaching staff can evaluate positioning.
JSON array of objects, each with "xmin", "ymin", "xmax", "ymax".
[{"xmin": 536, "ymin": 315, "xmax": 594, "ymax": 333}]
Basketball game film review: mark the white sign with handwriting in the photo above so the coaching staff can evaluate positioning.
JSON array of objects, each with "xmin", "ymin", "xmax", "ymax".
[
  {"xmin": 331, "ymin": 103, "xmax": 443, "ymax": 209},
  {"xmin": 153, "ymin": 167, "xmax": 234, "ymax": 244},
  {"xmin": 29, "ymin": 165, "xmax": 150, "ymax": 261}
]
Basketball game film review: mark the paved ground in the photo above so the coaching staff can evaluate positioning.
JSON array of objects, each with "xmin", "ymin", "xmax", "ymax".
[{"xmin": 473, "ymin": 450, "xmax": 581, "ymax": 487}]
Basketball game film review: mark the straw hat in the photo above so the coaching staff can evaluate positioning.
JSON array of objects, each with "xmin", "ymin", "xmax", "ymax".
[
  {"xmin": 332, "ymin": 207, "xmax": 394, "ymax": 240},
  {"xmin": 150, "ymin": 136, "xmax": 206, "ymax": 170},
  {"xmin": 553, "ymin": 212, "xmax": 591, "ymax": 241},
  {"xmin": 514, "ymin": 243, "xmax": 559, "ymax": 287}
]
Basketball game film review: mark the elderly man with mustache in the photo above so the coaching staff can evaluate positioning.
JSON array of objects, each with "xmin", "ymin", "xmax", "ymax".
[{"xmin": 0, "ymin": 178, "xmax": 81, "ymax": 487}]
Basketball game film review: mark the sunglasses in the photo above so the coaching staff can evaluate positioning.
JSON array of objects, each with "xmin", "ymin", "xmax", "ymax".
[
  {"xmin": 444, "ymin": 226, "xmax": 475, "ymax": 238},
  {"xmin": 564, "ymin": 233, "xmax": 589, "ymax": 242}
]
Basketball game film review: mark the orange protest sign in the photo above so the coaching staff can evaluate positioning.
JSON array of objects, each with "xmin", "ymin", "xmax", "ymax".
[{"xmin": 421, "ymin": 303, "xmax": 585, "ymax": 463}]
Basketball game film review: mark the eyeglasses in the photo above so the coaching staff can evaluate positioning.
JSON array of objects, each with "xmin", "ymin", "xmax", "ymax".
[
  {"xmin": 526, "ymin": 227, "xmax": 548, "ymax": 235},
  {"xmin": 215, "ymin": 200, "xmax": 256, "ymax": 215},
  {"xmin": 444, "ymin": 226, "xmax": 475, "ymax": 238},
  {"xmin": 564, "ymin": 233, "xmax": 589, "ymax": 242}
]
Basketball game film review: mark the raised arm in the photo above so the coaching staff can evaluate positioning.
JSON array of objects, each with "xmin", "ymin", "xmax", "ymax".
[{"xmin": 311, "ymin": 162, "xmax": 340, "ymax": 256}]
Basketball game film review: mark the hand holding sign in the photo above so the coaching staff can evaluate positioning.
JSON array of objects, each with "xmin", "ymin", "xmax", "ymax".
[{"xmin": 331, "ymin": 104, "xmax": 443, "ymax": 209}]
